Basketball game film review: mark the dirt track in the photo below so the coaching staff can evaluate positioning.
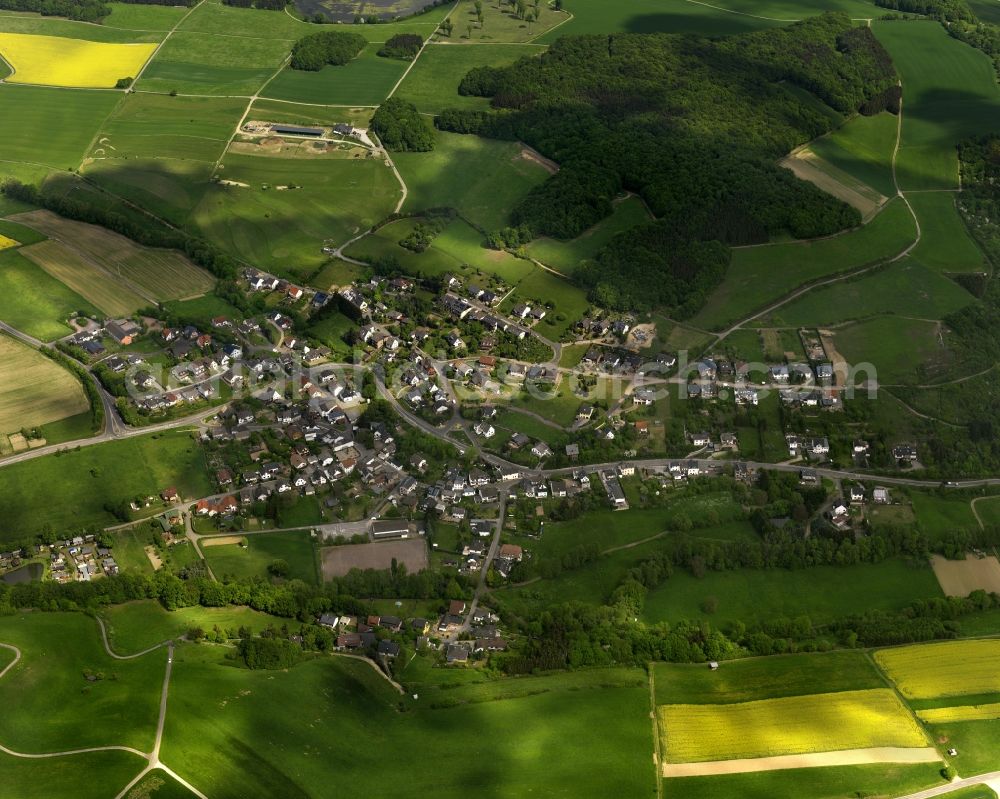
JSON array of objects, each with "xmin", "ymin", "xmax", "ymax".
[
  {"xmin": 931, "ymin": 553, "xmax": 1000, "ymax": 596},
  {"xmin": 661, "ymin": 747, "xmax": 940, "ymax": 777},
  {"xmin": 200, "ymin": 535, "xmax": 246, "ymax": 548}
]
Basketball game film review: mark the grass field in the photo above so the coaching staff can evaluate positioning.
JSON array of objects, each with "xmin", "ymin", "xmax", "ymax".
[
  {"xmin": 0, "ymin": 749, "xmax": 148, "ymax": 799},
  {"xmin": 103, "ymin": 1, "xmax": 191, "ymax": 30},
  {"xmin": 83, "ymin": 158, "xmax": 215, "ymax": 227},
  {"xmin": 526, "ymin": 195, "xmax": 653, "ymax": 275},
  {"xmin": 19, "ymin": 239, "xmax": 149, "ymax": 316},
  {"xmin": 193, "ymin": 150, "xmax": 399, "ymax": 277},
  {"xmin": 203, "ymin": 530, "xmax": 318, "ymax": 584},
  {"xmin": 659, "ymin": 689, "xmax": 928, "ymax": 763},
  {"xmin": 808, "ymin": 112, "xmax": 898, "ymax": 199},
  {"xmin": 0, "ymin": 32, "xmax": 156, "ymax": 88},
  {"xmin": 161, "ymin": 646, "xmax": 653, "ymax": 798},
  {"xmin": 653, "ymin": 652, "xmax": 885, "ymax": 706},
  {"xmin": 0, "ymin": 12, "xmax": 161, "ymax": 41},
  {"xmin": 874, "ymin": 20, "xmax": 1000, "ymax": 191},
  {"xmin": 0, "ymin": 248, "xmax": 98, "ymax": 340},
  {"xmin": 876, "ymin": 639, "xmax": 1000, "ymax": 700},
  {"xmin": 910, "ymin": 491, "xmax": 980, "ymax": 537},
  {"xmin": 0, "ymin": 431, "xmax": 211, "ymax": 541},
  {"xmin": 451, "ymin": 0, "xmax": 568, "ymax": 41},
  {"xmin": 692, "ymin": 198, "xmax": 917, "ymax": 331},
  {"xmin": 641, "ymin": 558, "xmax": 943, "ymax": 626},
  {"xmin": 907, "ymin": 192, "xmax": 987, "ymax": 273},
  {"xmin": 393, "ymin": 131, "xmax": 551, "ymax": 231},
  {"xmin": 263, "ymin": 43, "xmax": 407, "ymax": 106},
  {"xmin": 834, "ymin": 316, "xmax": 946, "ymax": 385},
  {"xmin": 0, "ymin": 612, "xmax": 163, "ymax": 752},
  {"xmin": 0, "ymin": 85, "xmax": 120, "ymax": 174},
  {"xmin": 765, "ymin": 257, "xmax": 975, "ymax": 327},
  {"xmin": 14, "ymin": 210, "xmax": 215, "ymax": 302},
  {"xmin": 396, "ymin": 42, "xmax": 543, "ymax": 114},
  {"xmin": 0, "ymin": 334, "xmax": 89, "ymax": 434},
  {"xmin": 126, "ymin": 769, "xmax": 200, "ymax": 799},
  {"xmin": 101, "ymin": 600, "xmax": 278, "ymax": 654}
]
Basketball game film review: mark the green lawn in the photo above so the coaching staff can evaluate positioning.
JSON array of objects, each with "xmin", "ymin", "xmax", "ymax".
[
  {"xmin": 691, "ymin": 198, "xmax": 917, "ymax": 331},
  {"xmin": 0, "ymin": 248, "xmax": 99, "ymax": 341},
  {"xmin": 0, "ymin": 431, "xmax": 211, "ymax": 542},
  {"xmin": 0, "ymin": 612, "xmax": 163, "ymax": 752},
  {"xmin": 874, "ymin": 20, "xmax": 1000, "ymax": 191},
  {"xmin": 100, "ymin": 600, "xmax": 279, "ymax": 654},
  {"xmin": 161, "ymin": 646, "xmax": 654, "ymax": 798},
  {"xmin": 765, "ymin": 257, "xmax": 975, "ymax": 328},
  {"xmin": 395, "ymin": 42, "xmax": 544, "ymax": 114},
  {"xmin": 642, "ymin": 558, "xmax": 943, "ymax": 626},
  {"xmin": 393, "ymin": 130, "xmax": 551, "ymax": 230},
  {"xmin": 203, "ymin": 530, "xmax": 318, "ymax": 584},
  {"xmin": 908, "ymin": 192, "xmax": 987, "ymax": 273},
  {"xmin": 263, "ymin": 44, "xmax": 408, "ymax": 106},
  {"xmin": 653, "ymin": 651, "xmax": 885, "ymax": 705},
  {"xmin": 808, "ymin": 111, "xmax": 898, "ymax": 198}
]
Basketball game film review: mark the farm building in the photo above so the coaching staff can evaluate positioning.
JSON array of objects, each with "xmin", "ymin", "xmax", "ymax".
[
  {"xmin": 272, "ymin": 124, "xmax": 324, "ymax": 137},
  {"xmin": 371, "ymin": 519, "xmax": 411, "ymax": 539}
]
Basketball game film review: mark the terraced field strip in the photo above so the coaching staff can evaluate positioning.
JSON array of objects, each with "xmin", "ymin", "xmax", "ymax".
[
  {"xmin": 0, "ymin": 32, "xmax": 156, "ymax": 88},
  {"xmin": 659, "ymin": 689, "xmax": 928, "ymax": 763},
  {"xmin": 918, "ymin": 703, "xmax": 1000, "ymax": 724},
  {"xmin": 662, "ymin": 746, "xmax": 941, "ymax": 777},
  {"xmin": 875, "ymin": 639, "xmax": 1000, "ymax": 700},
  {"xmin": 0, "ymin": 334, "xmax": 89, "ymax": 433},
  {"xmin": 19, "ymin": 240, "xmax": 146, "ymax": 317},
  {"xmin": 10, "ymin": 210, "xmax": 213, "ymax": 301}
]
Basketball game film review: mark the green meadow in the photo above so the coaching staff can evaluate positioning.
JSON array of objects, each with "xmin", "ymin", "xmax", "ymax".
[
  {"xmin": 203, "ymin": 530, "xmax": 318, "ymax": 584},
  {"xmin": 807, "ymin": 111, "xmax": 898, "ymax": 198},
  {"xmin": 103, "ymin": 1, "xmax": 191, "ymax": 30},
  {"xmin": 834, "ymin": 316, "xmax": 947, "ymax": 385},
  {"xmin": 907, "ymin": 192, "xmax": 986, "ymax": 273},
  {"xmin": 0, "ymin": 248, "xmax": 98, "ymax": 341},
  {"xmin": 263, "ymin": 44, "xmax": 408, "ymax": 106},
  {"xmin": 0, "ymin": 750, "xmax": 147, "ymax": 799},
  {"xmin": 0, "ymin": 12, "xmax": 162, "ymax": 41}
]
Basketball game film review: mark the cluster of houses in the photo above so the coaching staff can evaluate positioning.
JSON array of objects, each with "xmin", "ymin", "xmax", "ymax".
[
  {"xmin": 68, "ymin": 318, "xmax": 142, "ymax": 356},
  {"xmin": 44, "ymin": 536, "xmax": 119, "ymax": 583}
]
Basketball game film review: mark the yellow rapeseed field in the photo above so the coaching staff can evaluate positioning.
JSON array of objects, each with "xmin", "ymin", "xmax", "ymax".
[
  {"xmin": 875, "ymin": 640, "xmax": 1000, "ymax": 700},
  {"xmin": 0, "ymin": 32, "xmax": 156, "ymax": 88},
  {"xmin": 0, "ymin": 234, "xmax": 18, "ymax": 250},
  {"xmin": 659, "ymin": 689, "xmax": 928, "ymax": 763},
  {"xmin": 918, "ymin": 702, "xmax": 1000, "ymax": 724}
]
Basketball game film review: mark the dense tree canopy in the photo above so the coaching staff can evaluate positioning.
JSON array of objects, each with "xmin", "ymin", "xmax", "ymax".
[
  {"xmin": 290, "ymin": 31, "xmax": 366, "ymax": 70},
  {"xmin": 372, "ymin": 97, "xmax": 435, "ymax": 152},
  {"xmin": 378, "ymin": 33, "xmax": 423, "ymax": 59},
  {"xmin": 438, "ymin": 14, "xmax": 898, "ymax": 312}
]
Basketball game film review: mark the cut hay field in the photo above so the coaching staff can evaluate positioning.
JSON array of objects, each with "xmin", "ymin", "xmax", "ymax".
[
  {"xmin": 0, "ymin": 85, "xmax": 120, "ymax": 174},
  {"xmin": 874, "ymin": 20, "xmax": 1000, "ymax": 191},
  {"xmin": 395, "ymin": 42, "xmax": 543, "ymax": 114},
  {"xmin": 780, "ymin": 147, "xmax": 886, "ymax": 220},
  {"xmin": 0, "ymin": 612, "xmax": 163, "ymax": 752},
  {"xmin": 393, "ymin": 131, "xmax": 551, "ymax": 231},
  {"xmin": 0, "ymin": 431, "xmax": 211, "ymax": 541},
  {"xmin": 764, "ymin": 257, "xmax": 975, "ymax": 328},
  {"xmin": 691, "ymin": 197, "xmax": 917, "ymax": 331},
  {"xmin": 875, "ymin": 639, "xmax": 1000, "ymax": 700},
  {"xmin": 193, "ymin": 151, "xmax": 399, "ymax": 277},
  {"xmin": 263, "ymin": 43, "xmax": 407, "ymax": 106},
  {"xmin": 0, "ymin": 334, "xmax": 89, "ymax": 433},
  {"xmin": 161, "ymin": 647, "xmax": 653, "ymax": 798},
  {"xmin": 13, "ymin": 210, "xmax": 215, "ymax": 302},
  {"xmin": 0, "ymin": 248, "xmax": 98, "ymax": 340},
  {"xmin": 658, "ymin": 689, "xmax": 928, "ymax": 763},
  {"xmin": 0, "ymin": 32, "xmax": 156, "ymax": 88},
  {"xmin": 203, "ymin": 530, "xmax": 318, "ymax": 584},
  {"xmin": 526, "ymin": 195, "xmax": 653, "ymax": 275},
  {"xmin": 19, "ymin": 239, "xmax": 147, "ymax": 316}
]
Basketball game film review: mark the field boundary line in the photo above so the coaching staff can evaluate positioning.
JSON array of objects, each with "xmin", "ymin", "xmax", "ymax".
[
  {"xmin": 649, "ymin": 666, "xmax": 663, "ymax": 799},
  {"xmin": 683, "ymin": 0, "xmax": 799, "ymax": 22},
  {"xmin": 132, "ymin": 0, "xmax": 207, "ymax": 87}
]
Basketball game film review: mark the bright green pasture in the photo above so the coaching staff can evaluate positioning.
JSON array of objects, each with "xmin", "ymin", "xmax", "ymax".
[
  {"xmin": 653, "ymin": 651, "xmax": 884, "ymax": 705},
  {"xmin": 101, "ymin": 600, "xmax": 279, "ymax": 654},
  {"xmin": 834, "ymin": 315, "xmax": 946, "ymax": 384},
  {"xmin": 393, "ymin": 130, "xmax": 550, "ymax": 230},
  {"xmin": 765, "ymin": 257, "xmax": 975, "ymax": 327},
  {"xmin": 641, "ymin": 558, "xmax": 943, "ymax": 625},
  {"xmin": 526, "ymin": 195, "xmax": 653, "ymax": 275},
  {"xmin": 908, "ymin": 192, "xmax": 986, "ymax": 273},
  {"xmin": 807, "ymin": 111, "xmax": 898, "ymax": 198},
  {"xmin": 103, "ymin": 2, "xmax": 191, "ymax": 30},
  {"xmin": 0, "ymin": 431, "xmax": 211, "ymax": 541},
  {"xmin": 0, "ymin": 612, "xmax": 163, "ymax": 752},
  {"xmin": 0, "ymin": 248, "xmax": 98, "ymax": 340},
  {"xmin": 0, "ymin": 12, "xmax": 162, "ymax": 41},
  {"xmin": 874, "ymin": 20, "xmax": 1000, "ymax": 191},
  {"xmin": 203, "ymin": 530, "xmax": 318, "ymax": 584},
  {"xmin": 161, "ymin": 646, "xmax": 653, "ymax": 799},
  {"xmin": 0, "ymin": 749, "xmax": 148, "ymax": 799},
  {"xmin": 0, "ymin": 85, "xmax": 120, "ymax": 173},
  {"xmin": 910, "ymin": 490, "xmax": 979, "ymax": 537},
  {"xmin": 691, "ymin": 197, "xmax": 917, "ymax": 330},
  {"xmin": 192, "ymin": 151, "xmax": 399, "ymax": 277},
  {"xmin": 264, "ymin": 43, "xmax": 407, "ymax": 106},
  {"xmin": 395, "ymin": 42, "xmax": 543, "ymax": 114},
  {"xmin": 137, "ymin": 31, "xmax": 292, "ymax": 95},
  {"xmin": 924, "ymin": 718, "xmax": 1000, "ymax": 776}
]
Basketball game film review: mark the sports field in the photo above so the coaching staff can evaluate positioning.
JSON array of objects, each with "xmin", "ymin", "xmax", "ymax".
[
  {"xmin": 659, "ymin": 689, "xmax": 928, "ymax": 763},
  {"xmin": 19, "ymin": 240, "xmax": 149, "ymax": 316},
  {"xmin": 0, "ymin": 334, "xmax": 89, "ymax": 434},
  {"xmin": 876, "ymin": 639, "xmax": 1000, "ymax": 700},
  {"xmin": 13, "ymin": 210, "xmax": 214, "ymax": 302},
  {"xmin": 0, "ymin": 32, "xmax": 156, "ymax": 88}
]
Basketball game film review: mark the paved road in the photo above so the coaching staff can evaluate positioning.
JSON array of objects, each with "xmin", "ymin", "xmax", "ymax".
[
  {"xmin": 893, "ymin": 773, "xmax": 1000, "ymax": 799},
  {"xmin": 456, "ymin": 494, "xmax": 507, "ymax": 638}
]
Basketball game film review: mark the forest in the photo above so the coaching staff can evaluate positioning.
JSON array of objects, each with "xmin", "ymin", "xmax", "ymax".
[
  {"xmin": 437, "ymin": 14, "xmax": 898, "ymax": 312},
  {"xmin": 290, "ymin": 30, "xmax": 366, "ymax": 70},
  {"xmin": 372, "ymin": 98, "xmax": 435, "ymax": 151}
]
